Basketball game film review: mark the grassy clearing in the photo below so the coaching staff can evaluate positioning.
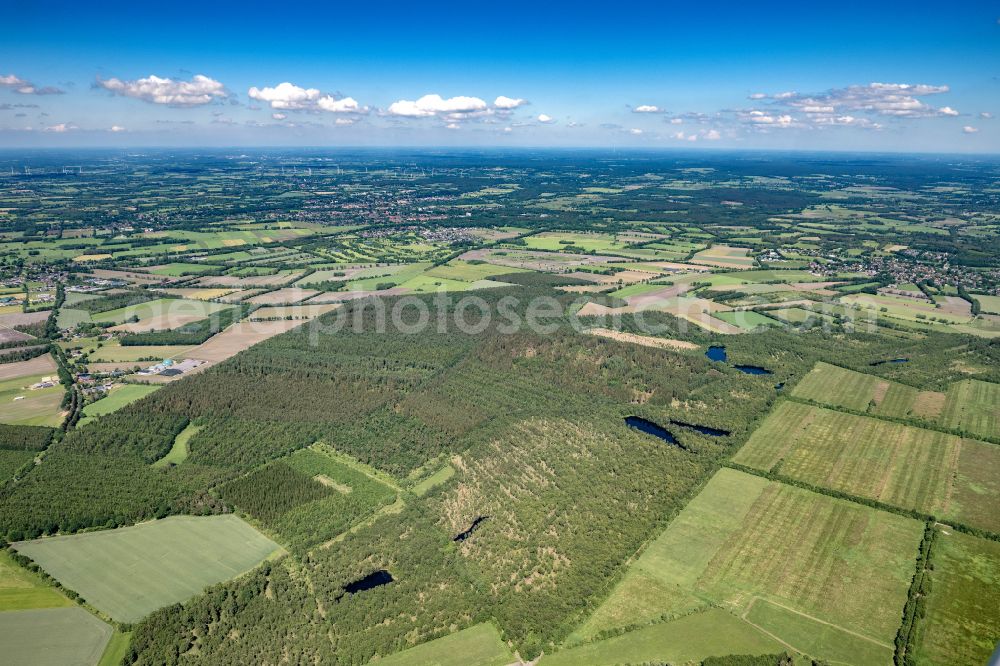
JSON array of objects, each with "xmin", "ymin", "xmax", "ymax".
[
  {"xmin": 0, "ymin": 550, "xmax": 71, "ymax": 611},
  {"xmin": 410, "ymin": 463, "xmax": 455, "ymax": 497},
  {"xmin": 0, "ymin": 607, "xmax": 112, "ymax": 666},
  {"xmin": 220, "ymin": 446, "xmax": 397, "ymax": 551},
  {"xmin": 78, "ymin": 384, "xmax": 161, "ymax": 425},
  {"xmin": 426, "ymin": 259, "xmax": 528, "ymax": 282},
  {"xmin": 544, "ymin": 608, "xmax": 786, "ymax": 666},
  {"xmin": 576, "ymin": 468, "xmax": 920, "ymax": 662},
  {"xmin": 916, "ymin": 530, "xmax": 1000, "ymax": 665},
  {"xmin": 376, "ymin": 622, "xmax": 514, "ymax": 666},
  {"xmin": 90, "ymin": 298, "xmax": 231, "ymax": 325},
  {"xmin": 13, "ymin": 515, "xmax": 282, "ymax": 622},
  {"xmin": 733, "ymin": 401, "xmax": 1000, "ymax": 532},
  {"xmin": 89, "ymin": 341, "xmax": 197, "ymax": 363},
  {"xmin": 152, "ymin": 423, "xmax": 201, "ymax": 467},
  {"xmin": 714, "ymin": 310, "xmax": 784, "ymax": 329}
]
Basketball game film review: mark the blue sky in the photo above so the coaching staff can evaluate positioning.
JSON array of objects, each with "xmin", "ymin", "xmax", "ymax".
[{"xmin": 1, "ymin": 1, "xmax": 998, "ymax": 151}]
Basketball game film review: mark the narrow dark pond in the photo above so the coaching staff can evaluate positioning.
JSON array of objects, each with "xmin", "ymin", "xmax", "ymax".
[
  {"xmin": 734, "ymin": 365, "xmax": 773, "ymax": 375},
  {"xmin": 625, "ymin": 416, "xmax": 688, "ymax": 450},
  {"xmin": 870, "ymin": 358, "xmax": 909, "ymax": 366},
  {"xmin": 774, "ymin": 382, "xmax": 785, "ymax": 391},
  {"xmin": 670, "ymin": 419, "xmax": 730, "ymax": 437},
  {"xmin": 706, "ymin": 346, "xmax": 728, "ymax": 362},
  {"xmin": 454, "ymin": 516, "xmax": 489, "ymax": 542},
  {"xmin": 344, "ymin": 570, "xmax": 394, "ymax": 595},
  {"xmin": 705, "ymin": 346, "xmax": 773, "ymax": 375}
]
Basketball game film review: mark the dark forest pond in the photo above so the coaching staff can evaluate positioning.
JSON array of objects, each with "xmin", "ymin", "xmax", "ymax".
[
  {"xmin": 625, "ymin": 416, "xmax": 688, "ymax": 450},
  {"xmin": 734, "ymin": 365, "xmax": 772, "ymax": 375},
  {"xmin": 775, "ymin": 382, "xmax": 785, "ymax": 391},
  {"xmin": 706, "ymin": 346, "xmax": 728, "ymax": 362},
  {"xmin": 344, "ymin": 570, "xmax": 394, "ymax": 595},
  {"xmin": 870, "ymin": 358, "xmax": 909, "ymax": 366},
  {"xmin": 706, "ymin": 346, "xmax": 773, "ymax": 375},
  {"xmin": 454, "ymin": 516, "xmax": 489, "ymax": 542},
  {"xmin": 670, "ymin": 419, "xmax": 730, "ymax": 437}
]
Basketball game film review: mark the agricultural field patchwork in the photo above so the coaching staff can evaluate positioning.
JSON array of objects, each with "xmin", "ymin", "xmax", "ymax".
[
  {"xmin": 575, "ymin": 468, "xmax": 922, "ymax": 663},
  {"xmin": 791, "ymin": 361, "xmax": 1000, "ymax": 441},
  {"xmin": 733, "ymin": 401, "xmax": 1000, "ymax": 532}
]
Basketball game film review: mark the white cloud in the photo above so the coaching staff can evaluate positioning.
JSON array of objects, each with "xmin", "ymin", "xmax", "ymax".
[
  {"xmin": 633, "ymin": 105, "xmax": 661, "ymax": 113},
  {"xmin": 494, "ymin": 95, "xmax": 527, "ymax": 109},
  {"xmin": 334, "ymin": 117, "xmax": 355, "ymax": 125},
  {"xmin": 744, "ymin": 110, "xmax": 795, "ymax": 127},
  {"xmin": 99, "ymin": 74, "xmax": 226, "ymax": 106},
  {"xmin": 248, "ymin": 82, "xmax": 363, "ymax": 115},
  {"xmin": 248, "ymin": 82, "xmax": 319, "ymax": 109},
  {"xmin": 387, "ymin": 94, "xmax": 487, "ymax": 117},
  {"xmin": 748, "ymin": 93, "xmax": 767, "ymax": 100},
  {"xmin": 537, "ymin": 113, "xmax": 555, "ymax": 123},
  {"xmin": 317, "ymin": 95, "xmax": 360, "ymax": 113},
  {"xmin": 963, "ymin": 125, "xmax": 979, "ymax": 134},
  {"xmin": 629, "ymin": 128, "xmax": 643, "ymax": 135},
  {"xmin": 503, "ymin": 126, "xmax": 513, "ymax": 133},
  {"xmin": 0, "ymin": 75, "xmax": 26, "ymax": 87},
  {"xmin": 980, "ymin": 112, "xmax": 993, "ymax": 119},
  {"xmin": 109, "ymin": 125, "xmax": 126, "ymax": 132},
  {"xmin": 704, "ymin": 129, "xmax": 721, "ymax": 140},
  {"xmin": 43, "ymin": 123, "xmax": 74, "ymax": 133},
  {"xmin": 669, "ymin": 117, "xmax": 683, "ymax": 125},
  {"xmin": 0, "ymin": 73, "xmax": 63, "ymax": 95},
  {"xmin": 445, "ymin": 122, "xmax": 461, "ymax": 130},
  {"xmin": 939, "ymin": 106, "xmax": 959, "ymax": 116},
  {"xmin": 272, "ymin": 112, "xmax": 287, "ymax": 120}
]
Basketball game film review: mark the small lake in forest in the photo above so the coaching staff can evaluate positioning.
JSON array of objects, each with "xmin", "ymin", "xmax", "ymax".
[
  {"xmin": 705, "ymin": 346, "xmax": 773, "ymax": 375},
  {"xmin": 870, "ymin": 358, "xmax": 909, "ymax": 366},
  {"xmin": 669, "ymin": 419, "xmax": 730, "ymax": 437},
  {"xmin": 625, "ymin": 416, "xmax": 688, "ymax": 450},
  {"xmin": 454, "ymin": 516, "xmax": 489, "ymax": 542},
  {"xmin": 344, "ymin": 570, "xmax": 394, "ymax": 594}
]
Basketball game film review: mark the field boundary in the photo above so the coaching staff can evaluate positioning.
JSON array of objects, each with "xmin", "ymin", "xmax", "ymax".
[
  {"xmin": 723, "ymin": 462, "xmax": 1000, "ymax": 544},
  {"xmin": 784, "ymin": 394, "xmax": 1000, "ymax": 446}
]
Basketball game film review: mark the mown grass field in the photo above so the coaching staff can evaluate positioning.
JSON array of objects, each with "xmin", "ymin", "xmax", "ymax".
[
  {"xmin": 916, "ymin": 530, "xmax": 1000, "ymax": 665},
  {"xmin": 78, "ymin": 384, "xmax": 161, "ymax": 426},
  {"xmin": 544, "ymin": 608, "xmax": 786, "ymax": 665},
  {"xmin": 0, "ymin": 373, "xmax": 63, "ymax": 428},
  {"xmin": 733, "ymin": 401, "xmax": 1000, "ymax": 532},
  {"xmin": 940, "ymin": 378, "xmax": 1000, "ymax": 440},
  {"xmin": 714, "ymin": 310, "xmax": 783, "ymax": 330},
  {"xmin": 425, "ymin": 259, "xmax": 527, "ymax": 282},
  {"xmin": 574, "ymin": 468, "xmax": 920, "ymax": 663},
  {"xmin": 0, "ymin": 607, "xmax": 112, "ymax": 666},
  {"xmin": 0, "ymin": 550, "xmax": 70, "ymax": 611},
  {"xmin": 14, "ymin": 515, "xmax": 282, "ymax": 622},
  {"xmin": 377, "ymin": 622, "xmax": 514, "ymax": 666},
  {"xmin": 790, "ymin": 361, "xmax": 946, "ymax": 420},
  {"xmin": 89, "ymin": 298, "xmax": 231, "ymax": 325}
]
